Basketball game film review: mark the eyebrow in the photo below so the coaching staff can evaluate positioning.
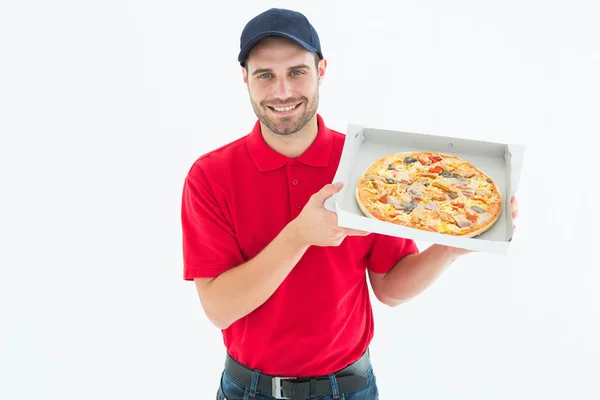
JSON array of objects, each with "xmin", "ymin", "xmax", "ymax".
[{"xmin": 251, "ymin": 64, "xmax": 311, "ymax": 76}]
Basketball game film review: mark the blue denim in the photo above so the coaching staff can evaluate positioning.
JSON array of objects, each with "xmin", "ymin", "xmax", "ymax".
[{"xmin": 215, "ymin": 364, "xmax": 379, "ymax": 400}]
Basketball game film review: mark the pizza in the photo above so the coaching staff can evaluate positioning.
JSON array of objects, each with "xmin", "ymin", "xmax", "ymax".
[{"xmin": 355, "ymin": 151, "xmax": 502, "ymax": 237}]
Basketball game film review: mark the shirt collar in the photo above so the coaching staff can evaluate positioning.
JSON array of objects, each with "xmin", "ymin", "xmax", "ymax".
[{"xmin": 246, "ymin": 113, "xmax": 333, "ymax": 172}]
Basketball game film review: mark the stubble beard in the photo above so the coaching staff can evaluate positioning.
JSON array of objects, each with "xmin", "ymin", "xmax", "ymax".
[{"xmin": 250, "ymin": 88, "xmax": 319, "ymax": 137}]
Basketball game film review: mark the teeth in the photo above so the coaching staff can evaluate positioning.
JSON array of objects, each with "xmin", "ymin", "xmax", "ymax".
[{"xmin": 273, "ymin": 104, "xmax": 298, "ymax": 112}]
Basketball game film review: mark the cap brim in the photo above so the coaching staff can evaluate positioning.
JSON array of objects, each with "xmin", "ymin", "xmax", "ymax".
[{"xmin": 238, "ymin": 31, "xmax": 319, "ymax": 64}]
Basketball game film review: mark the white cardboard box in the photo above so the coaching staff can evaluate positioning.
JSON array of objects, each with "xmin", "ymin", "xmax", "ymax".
[{"xmin": 324, "ymin": 124, "xmax": 525, "ymax": 255}]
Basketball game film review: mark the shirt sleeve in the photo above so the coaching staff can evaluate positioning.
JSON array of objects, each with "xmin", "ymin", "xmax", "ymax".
[
  {"xmin": 181, "ymin": 164, "xmax": 245, "ymax": 280},
  {"xmin": 366, "ymin": 233, "xmax": 420, "ymax": 274}
]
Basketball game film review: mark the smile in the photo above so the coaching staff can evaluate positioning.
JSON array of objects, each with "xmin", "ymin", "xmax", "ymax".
[{"xmin": 267, "ymin": 103, "xmax": 301, "ymax": 112}]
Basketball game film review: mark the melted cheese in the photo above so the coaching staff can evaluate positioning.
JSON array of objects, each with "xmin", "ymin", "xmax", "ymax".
[{"xmin": 362, "ymin": 153, "xmax": 499, "ymax": 232}]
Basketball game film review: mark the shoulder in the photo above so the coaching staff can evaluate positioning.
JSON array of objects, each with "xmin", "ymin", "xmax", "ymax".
[
  {"xmin": 330, "ymin": 128, "xmax": 346, "ymax": 145},
  {"xmin": 328, "ymin": 127, "xmax": 347, "ymax": 165},
  {"xmin": 186, "ymin": 135, "xmax": 249, "ymax": 184}
]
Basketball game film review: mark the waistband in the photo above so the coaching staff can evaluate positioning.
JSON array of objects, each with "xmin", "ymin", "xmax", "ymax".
[{"xmin": 223, "ymin": 349, "xmax": 371, "ymax": 400}]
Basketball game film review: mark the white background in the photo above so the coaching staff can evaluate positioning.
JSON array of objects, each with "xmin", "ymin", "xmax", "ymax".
[{"xmin": 1, "ymin": 0, "xmax": 599, "ymax": 399}]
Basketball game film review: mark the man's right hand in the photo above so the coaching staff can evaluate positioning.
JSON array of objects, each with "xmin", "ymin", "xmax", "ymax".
[
  {"xmin": 195, "ymin": 181, "xmax": 370, "ymax": 330},
  {"xmin": 290, "ymin": 182, "xmax": 371, "ymax": 247}
]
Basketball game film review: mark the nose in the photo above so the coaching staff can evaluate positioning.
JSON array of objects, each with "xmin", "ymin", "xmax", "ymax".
[{"xmin": 273, "ymin": 77, "xmax": 293, "ymax": 100}]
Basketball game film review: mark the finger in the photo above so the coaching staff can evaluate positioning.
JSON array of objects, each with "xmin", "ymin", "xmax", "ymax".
[
  {"xmin": 510, "ymin": 197, "xmax": 518, "ymax": 219},
  {"xmin": 311, "ymin": 181, "xmax": 344, "ymax": 205},
  {"xmin": 331, "ymin": 231, "xmax": 347, "ymax": 243},
  {"xmin": 340, "ymin": 227, "xmax": 371, "ymax": 236}
]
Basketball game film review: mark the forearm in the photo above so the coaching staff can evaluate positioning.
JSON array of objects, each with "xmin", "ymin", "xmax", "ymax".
[
  {"xmin": 381, "ymin": 244, "xmax": 460, "ymax": 305},
  {"xmin": 201, "ymin": 222, "xmax": 309, "ymax": 329}
]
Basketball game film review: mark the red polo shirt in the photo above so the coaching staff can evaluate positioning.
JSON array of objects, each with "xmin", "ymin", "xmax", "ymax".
[{"xmin": 181, "ymin": 114, "xmax": 418, "ymax": 377}]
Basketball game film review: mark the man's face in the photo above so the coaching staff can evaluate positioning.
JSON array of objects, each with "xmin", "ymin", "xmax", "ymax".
[{"xmin": 243, "ymin": 37, "xmax": 326, "ymax": 136}]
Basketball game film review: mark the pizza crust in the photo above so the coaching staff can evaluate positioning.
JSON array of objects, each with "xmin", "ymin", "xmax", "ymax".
[{"xmin": 355, "ymin": 151, "xmax": 503, "ymax": 237}]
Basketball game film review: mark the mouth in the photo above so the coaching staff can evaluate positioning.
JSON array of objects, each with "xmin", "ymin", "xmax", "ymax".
[{"xmin": 266, "ymin": 102, "xmax": 302, "ymax": 115}]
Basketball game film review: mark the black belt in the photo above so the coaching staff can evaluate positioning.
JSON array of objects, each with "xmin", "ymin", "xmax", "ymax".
[{"xmin": 224, "ymin": 349, "xmax": 371, "ymax": 400}]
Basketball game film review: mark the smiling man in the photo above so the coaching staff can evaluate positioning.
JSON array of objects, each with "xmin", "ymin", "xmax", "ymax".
[
  {"xmin": 181, "ymin": 8, "xmax": 518, "ymax": 400},
  {"xmin": 246, "ymin": 40, "xmax": 320, "ymax": 138}
]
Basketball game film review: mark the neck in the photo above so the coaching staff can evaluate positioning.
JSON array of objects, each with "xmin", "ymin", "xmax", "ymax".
[{"xmin": 260, "ymin": 115, "xmax": 319, "ymax": 158}]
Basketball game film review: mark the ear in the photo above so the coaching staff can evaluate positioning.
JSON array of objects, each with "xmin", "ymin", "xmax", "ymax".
[
  {"xmin": 317, "ymin": 59, "xmax": 327, "ymax": 86},
  {"xmin": 242, "ymin": 66, "xmax": 248, "ymax": 85}
]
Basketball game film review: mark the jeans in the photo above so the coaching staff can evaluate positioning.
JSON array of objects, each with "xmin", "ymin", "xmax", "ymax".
[{"xmin": 215, "ymin": 364, "xmax": 379, "ymax": 400}]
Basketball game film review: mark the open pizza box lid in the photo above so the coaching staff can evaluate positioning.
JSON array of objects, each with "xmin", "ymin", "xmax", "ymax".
[{"xmin": 324, "ymin": 124, "xmax": 525, "ymax": 256}]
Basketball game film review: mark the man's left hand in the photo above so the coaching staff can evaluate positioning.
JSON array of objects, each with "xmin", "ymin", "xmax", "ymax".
[{"xmin": 440, "ymin": 195, "xmax": 519, "ymax": 257}]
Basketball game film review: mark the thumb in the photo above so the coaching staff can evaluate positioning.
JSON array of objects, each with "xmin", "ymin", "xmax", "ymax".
[{"xmin": 312, "ymin": 181, "xmax": 344, "ymax": 205}]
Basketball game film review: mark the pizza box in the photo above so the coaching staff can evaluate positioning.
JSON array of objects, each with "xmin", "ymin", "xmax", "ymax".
[{"xmin": 324, "ymin": 124, "xmax": 525, "ymax": 255}]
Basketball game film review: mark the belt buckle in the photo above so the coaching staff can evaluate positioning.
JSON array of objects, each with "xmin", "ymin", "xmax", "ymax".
[{"xmin": 272, "ymin": 376, "xmax": 296, "ymax": 399}]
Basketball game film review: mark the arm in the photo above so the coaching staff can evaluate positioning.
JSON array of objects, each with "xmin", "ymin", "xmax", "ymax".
[
  {"xmin": 369, "ymin": 244, "xmax": 461, "ymax": 307},
  {"xmin": 195, "ymin": 224, "xmax": 308, "ymax": 330},
  {"xmin": 189, "ymin": 180, "xmax": 367, "ymax": 330},
  {"xmin": 369, "ymin": 197, "xmax": 519, "ymax": 306}
]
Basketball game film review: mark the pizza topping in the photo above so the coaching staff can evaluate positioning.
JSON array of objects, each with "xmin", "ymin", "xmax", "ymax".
[
  {"xmin": 439, "ymin": 170, "xmax": 461, "ymax": 179},
  {"xmin": 454, "ymin": 216, "xmax": 473, "ymax": 228},
  {"xmin": 406, "ymin": 182, "xmax": 426, "ymax": 198},
  {"xmin": 428, "ymin": 155, "xmax": 443, "ymax": 163},
  {"xmin": 401, "ymin": 200, "xmax": 418, "ymax": 212},
  {"xmin": 411, "ymin": 212, "xmax": 427, "ymax": 225},
  {"xmin": 407, "ymin": 188, "xmax": 422, "ymax": 198},
  {"xmin": 471, "ymin": 196, "xmax": 487, "ymax": 204},
  {"xmin": 403, "ymin": 157, "xmax": 418, "ymax": 164},
  {"xmin": 390, "ymin": 170, "xmax": 412, "ymax": 184},
  {"xmin": 440, "ymin": 160, "xmax": 456, "ymax": 171},
  {"xmin": 386, "ymin": 196, "xmax": 403, "ymax": 210},
  {"xmin": 451, "ymin": 202, "xmax": 465, "ymax": 208},
  {"xmin": 425, "ymin": 201, "xmax": 438, "ymax": 210},
  {"xmin": 428, "ymin": 165, "xmax": 443, "ymax": 173},
  {"xmin": 445, "ymin": 177, "xmax": 470, "ymax": 187},
  {"xmin": 365, "ymin": 174, "xmax": 385, "ymax": 182},
  {"xmin": 432, "ymin": 181, "xmax": 453, "ymax": 192},
  {"xmin": 447, "ymin": 192, "xmax": 459, "ymax": 199},
  {"xmin": 454, "ymin": 169, "xmax": 475, "ymax": 178},
  {"xmin": 418, "ymin": 155, "xmax": 431, "ymax": 165},
  {"xmin": 470, "ymin": 205, "xmax": 486, "ymax": 213},
  {"xmin": 388, "ymin": 163, "xmax": 396, "ymax": 170},
  {"xmin": 424, "ymin": 189, "xmax": 446, "ymax": 201},
  {"xmin": 476, "ymin": 189, "xmax": 491, "ymax": 197},
  {"xmin": 486, "ymin": 178, "xmax": 492, "ymax": 183},
  {"xmin": 466, "ymin": 211, "xmax": 478, "ymax": 223},
  {"xmin": 462, "ymin": 188, "xmax": 476, "ymax": 198},
  {"xmin": 412, "ymin": 203, "xmax": 426, "ymax": 216},
  {"xmin": 373, "ymin": 188, "xmax": 392, "ymax": 201},
  {"xmin": 385, "ymin": 178, "xmax": 397, "ymax": 184},
  {"xmin": 360, "ymin": 188, "xmax": 378, "ymax": 201},
  {"xmin": 364, "ymin": 175, "xmax": 386, "ymax": 191},
  {"xmin": 437, "ymin": 210, "xmax": 455, "ymax": 223}
]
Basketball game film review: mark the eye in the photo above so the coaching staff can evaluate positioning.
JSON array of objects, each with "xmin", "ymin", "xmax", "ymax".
[
  {"xmin": 258, "ymin": 73, "xmax": 272, "ymax": 79},
  {"xmin": 291, "ymin": 70, "xmax": 304, "ymax": 76}
]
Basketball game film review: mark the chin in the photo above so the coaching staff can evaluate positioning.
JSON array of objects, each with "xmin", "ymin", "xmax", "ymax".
[{"xmin": 272, "ymin": 123, "xmax": 303, "ymax": 136}]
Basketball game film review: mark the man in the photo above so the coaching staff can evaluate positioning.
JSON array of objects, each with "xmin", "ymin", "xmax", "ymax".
[{"xmin": 181, "ymin": 8, "xmax": 518, "ymax": 400}]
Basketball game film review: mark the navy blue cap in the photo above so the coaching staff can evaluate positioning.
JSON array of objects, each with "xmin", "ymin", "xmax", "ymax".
[{"xmin": 238, "ymin": 8, "xmax": 323, "ymax": 65}]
